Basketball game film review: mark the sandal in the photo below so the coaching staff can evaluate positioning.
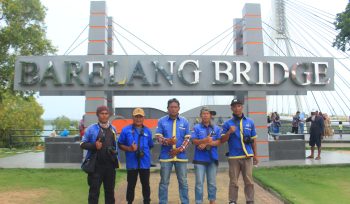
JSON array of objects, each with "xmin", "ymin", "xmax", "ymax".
[
  {"xmin": 315, "ymin": 156, "xmax": 321, "ymax": 160},
  {"xmin": 306, "ymin": 155, "xmax": 314, "ymax": 159}
]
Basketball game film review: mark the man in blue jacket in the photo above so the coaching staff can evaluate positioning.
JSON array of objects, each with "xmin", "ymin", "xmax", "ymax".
[
  {"xmin": 192, "ymin": 107, "xmax": 221, "ymax": 204},
  {"xmin": 221, "ymin": 99, "xmax": 258, "ymax": 204},
  {"xmin": 155, "ymin": 98, "xmax": 191, "ymax": 204},
  {"xmin": 118, "ymin": 108, "xmax": 154, "ymax": 204},
  {"xmin": 80, "ymin": 106, "xmax": 118, "ymax": 204}
]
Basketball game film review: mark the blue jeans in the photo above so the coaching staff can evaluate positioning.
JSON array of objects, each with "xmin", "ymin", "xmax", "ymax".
[
  {"xmin": 298, "ymin": 122, "xmax": 304, "ymax": 134},
  {"xmin": 194, "ymin": 163, "xmax": 217, "ymax": 204},
  {"xmin": 159, "ymin": 162, "xmax": 189, "ymax": 204}
]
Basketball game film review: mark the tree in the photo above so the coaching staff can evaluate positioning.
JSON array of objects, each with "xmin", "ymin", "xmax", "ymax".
[
  {"xmin": 0, "ymin": 90, "xmax": 44, "ymax": 147},
  {"xmin": 333, "ymin": 2, "xmax": 350, "ymax": 51},
  {"xmin": 0, "ymin": 0, "xmax": 56, "ymax": 147},
  {"xmin": 0, "ymin": 0, "xmax": 56, "ymax": 97},
  {"xmin": 51, "ymin": 116, "xmax": 79, "ymax": 136},
  {"xmin": 52, "ymin": 116, "xmax": 71, "ymax": 131}
]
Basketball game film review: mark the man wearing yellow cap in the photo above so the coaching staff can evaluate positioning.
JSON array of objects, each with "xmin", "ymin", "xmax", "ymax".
[{"xmin": 118, "ymin": 108, "xmax": 154, "ymax": 204}]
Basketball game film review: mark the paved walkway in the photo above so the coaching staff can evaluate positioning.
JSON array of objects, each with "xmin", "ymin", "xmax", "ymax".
[
  {"xmin": 1, "ymin": 149, "xmax": 350, "ymax": 169},
  {"xmin": 1, "ymin": 147, "xmax": 350, "ymax": 204},
  {"xmin": 115, "ymin": 170, "xmax": 283, "ymax": 204}
]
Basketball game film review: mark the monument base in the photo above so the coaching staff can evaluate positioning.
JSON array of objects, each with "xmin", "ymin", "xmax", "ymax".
[
  {"xmin": 269, "ymin": 134, "xmax": 305, "ymax": 160},
  {"xmin": 45, "ymin": 136, "xmax": 82, "ymax": 163}
]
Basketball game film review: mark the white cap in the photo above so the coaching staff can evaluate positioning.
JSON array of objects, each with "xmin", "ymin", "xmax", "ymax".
[{"xmin": 311, "ymin": 108, "xmax": 317, "ymax": 113}]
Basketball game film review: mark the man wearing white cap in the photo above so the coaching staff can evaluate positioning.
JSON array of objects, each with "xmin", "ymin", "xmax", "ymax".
[
  {"xmin": 306, "ymin": 109, "xmax": 324, "ymax": 160},
  {"xmin": 118, "ymin": 108, "xmax": 154, "ymax": 204}
]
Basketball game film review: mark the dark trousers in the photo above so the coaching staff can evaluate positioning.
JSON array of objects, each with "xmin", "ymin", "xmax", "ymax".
[
  {"xmin": 127, "ymin": 169, "xmax": 151, "ymax": 204},
  {"xmin": 291, "ymin": 127, "xmax": 298, "ymax": 134},
  {"xmin": 87, "ymin": 165, "xmax": 116, "ymax": 204}
]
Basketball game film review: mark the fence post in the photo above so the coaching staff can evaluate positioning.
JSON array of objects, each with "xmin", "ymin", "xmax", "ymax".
[{"xmin": 9, "ymin": 130, "xmax": 13, "ymax": 149}]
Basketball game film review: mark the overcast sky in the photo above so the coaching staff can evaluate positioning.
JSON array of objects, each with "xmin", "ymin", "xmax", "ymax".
[{"xmin": 37, "ymin": 0, "xmax": 348, "ymax": 119}]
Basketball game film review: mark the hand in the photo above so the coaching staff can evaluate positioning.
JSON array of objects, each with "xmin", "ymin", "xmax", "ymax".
[
  {"xmin": 198, "ymin": 144, "xmax": 207, "ymax": 150},
  {"xmin": 95, "ymin": 138, "xmax": 103, "ymax": 150},
  {"xmin": 169, "ymin": 148, "xmax": 180, "ymax": 157},
  {"xmin": 129, "ymin": 142, "xmax": 138, "ymax": 152},
  {"xmin": 253, "ymin": 156, "xmax": 259, "ymax": 165},
  {"xmin": 166, "ymin": 137, "xmax": 177, "ymax": 146},
  {"xmin": 228, "ymin": 126, "xmax": 236, "ymax": 134},
  {"xmin": 205, "ymin": 137, "xmax": 213, "ymax": 144}
]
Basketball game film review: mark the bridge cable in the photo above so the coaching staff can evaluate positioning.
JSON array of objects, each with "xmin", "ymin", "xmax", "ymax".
[
  {"xmin": 112, "ymin": 20, "xmax": 164, "ymax": 55},
  {"xmin": 113, "ymin": 29, "xmax": 148, "ymax": 55},
  {"xmin": 189, "ymin": 25, "xmax": 233, "ymax": 55},
  {"xmin": 64, "ymin": 24, "xmax": 89, "ymax": 55},
  {"xmin": 200, "ymin": 30, "xmax": 233, "ymax": 55},
  {"xmin": 66, "ymin": 38, "xmax": 88, "ymax": 55}
]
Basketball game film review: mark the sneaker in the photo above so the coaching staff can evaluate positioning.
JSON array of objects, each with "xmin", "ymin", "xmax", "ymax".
[{"xmin": 229, "ymin": 202, "xmax": 236, "ymax": 204}]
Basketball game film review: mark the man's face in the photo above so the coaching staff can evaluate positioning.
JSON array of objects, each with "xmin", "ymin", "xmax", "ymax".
[
  {"xmin": 200, "ymin": 111, "xmax": 211, "ymax": 123},
  {"xmin": 168, "ymin": 102, "xmax": 180, "ymax": 117},
  {"xmin": 133, "ymin": 115, "xmax": 144, "ymax": 127},
  {"xmin": 231, "ymin": 104, "xmax": 243, "ymax": 115},
  {"xmin": 98, "ymin": 111, "xmax": 110, "ymax": 123}
]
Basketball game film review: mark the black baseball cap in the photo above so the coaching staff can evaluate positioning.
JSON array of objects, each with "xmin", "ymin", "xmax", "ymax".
[{"xmin": 230, "ymin": 99, "xmax": 243, "ymax": 106}]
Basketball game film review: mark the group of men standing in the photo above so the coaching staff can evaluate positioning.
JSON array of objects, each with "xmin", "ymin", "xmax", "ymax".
[{"xmin": 80, "ymin": 98, "xmax": 259, "ymax": 204}]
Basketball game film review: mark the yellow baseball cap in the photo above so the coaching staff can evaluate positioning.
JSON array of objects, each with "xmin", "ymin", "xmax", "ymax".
[{"xmin": 132, "ymin": 108, "xmax": 145, "ymax": 116}]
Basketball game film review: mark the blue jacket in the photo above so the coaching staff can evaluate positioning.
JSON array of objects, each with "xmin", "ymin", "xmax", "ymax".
[
  {"xmin": 155, "ymin": 115, "xmax": 191, "ymax": 162},
  {"xmin": 118, "ymin": 125, "xmax": 154, "ymax": 169},
  {"xmin": 81, "ymin": 123, "xmax": 118, "ymax": 161},
  {"xmin": 192, "ymin": 123, "xmax": 221, "ymax": 163},
  {"xmin": 221, "ymin": 114, "xmax": 257, "ymax": 159}
]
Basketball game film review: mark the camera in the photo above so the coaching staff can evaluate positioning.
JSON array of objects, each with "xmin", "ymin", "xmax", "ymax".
[
  {"xmin": 136, "ymin": 149, "xmax": 144, "ymax": 158},
  {"xmin": 243, "ymin": 136, "xmax": 254, "ymax": 144},
  {"xmin": 107, "ymin": 146, "xmax": 118, "ymax": 156}
]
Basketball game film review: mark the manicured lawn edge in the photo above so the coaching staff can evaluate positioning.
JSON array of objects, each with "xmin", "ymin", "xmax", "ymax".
[{"xmin": 253, "ymin": 164, "xmax": 350, "ymax": 204}]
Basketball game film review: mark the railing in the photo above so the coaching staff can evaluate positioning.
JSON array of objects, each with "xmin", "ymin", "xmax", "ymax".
[
  {"xmin": 7, "ymin": 129, "xmax": 79, "ymax": 149},
  {"xmin": 270, "ymin": 124, "xmax": 350, "ymax": 135}
]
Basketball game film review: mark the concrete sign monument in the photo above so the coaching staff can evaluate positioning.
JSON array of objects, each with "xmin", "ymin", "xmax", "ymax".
[{"xmin": 14, "ymin": 1, "xmax": 334, "ymax": 161}]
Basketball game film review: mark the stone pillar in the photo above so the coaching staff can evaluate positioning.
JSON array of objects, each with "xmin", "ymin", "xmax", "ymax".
[
  {"xmin": 241, "ymin": 4, "xmax": 269, "ymax": 161},
  {"xmin": 106, "ymin": 17, "xmax": 114, "ymax": 115},
  {"xmin": 246, "ymin": 92, "xmax": 269, "ymax": 162},
  {"xmin": 107, "ymin": 17, "xmax": 113, "ymax": 55},
  {"xmin": 233, "ymin": 18, "xmax": 243, "ymax": 56},
  {"xmin": 85, "ymin": 1, "xmax": 109, "ymax": 127},
  {"xmin": 242, "ymin": 4, "xmax": 264, "ymax": 56}
]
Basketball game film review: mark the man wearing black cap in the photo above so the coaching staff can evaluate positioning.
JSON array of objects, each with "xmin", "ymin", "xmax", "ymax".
[
  {"xmin": 221, "ymin": 99, "xmax": 258, "ymax": 204},
  {"xmin": 80, "ymin": 105, "xmax": 119, "ymax": 204}
]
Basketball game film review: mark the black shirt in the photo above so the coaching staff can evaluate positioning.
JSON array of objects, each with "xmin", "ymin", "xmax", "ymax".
[{"xmin": 96, "ymin": 127, "xmax": 115, "ymax": 166}]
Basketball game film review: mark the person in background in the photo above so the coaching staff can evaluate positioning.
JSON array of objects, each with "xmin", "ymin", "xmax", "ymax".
[
  {"xmin": 267, "ymin": 115, "xmax": 271, "ymax": 135},
  {"xmin": 322, "ymin": 113, "xmax": 333, "ymax": 137},
  {"xmin": 291, "ymin": 111, "xmax": 300, "ymax": 134},
  {"xmin": 271, "ymin": 112, "xmax": 281, "ymax": 134},
  {"xmin": 80, "ymin": 106, "xmax": 119, "ymax": 204},
  {"xmin": 118, "ymin": 108, "xmax": 153, "ymax": 204},
  {"xmin": 298, "ymin": 112, "xmax": 305, "ymax": 134},
  {"xmin": 192, "ymin": 107, "xmax": 221, "ymax": 204},
  {"xmin": 339, "ymin": 121, "xmax": 343, "ymax": 139},
  {"xmin": 306, "ymin": 109, "xmax": 324, "ymax": 160},
  {"xmin": 79, "ymin": 115, "xmax": 85, "ymax": 138},
  {"xmin": 60, "ymin": 128, "xmax": 69, "ymax": 137}
]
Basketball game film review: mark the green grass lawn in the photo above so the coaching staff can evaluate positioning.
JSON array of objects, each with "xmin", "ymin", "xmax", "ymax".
[
  {"xmin": 254, "ymin": 165, "xmax": 350, "ymax": 204},
  {"xmin": 0, "ymin": 168, "xmax": 126, "ymax": 204}
]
